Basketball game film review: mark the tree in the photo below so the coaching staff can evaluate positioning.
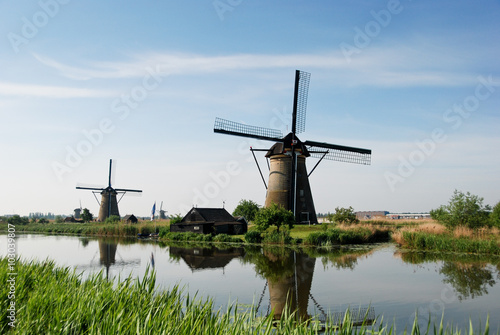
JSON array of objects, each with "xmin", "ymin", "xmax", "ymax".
[
  {"xmin": 54, "ymin": 215, "xmax": 64, "ymax": 223},
  {"xmin": 430, "ymin": 190, "xmax": 491, "ymax": 229},
  {"xmin": 232, "ymin": 199, "xmax": 260, "ymax": 222},
  {"xmin": 169, "ymin": 214, "xmax": 183, "ymax": 224},
  {"xmin": 329, "ymin": 206, "xmax": 359, "ymax": 225},
  {"xmin": 7, "ymin": 215, "xmax": 29, "ymax": 226},
  {"xmin": 490, "ymin": 201, "xmax": 500, "ymax": 228},
  {"xmin": 81, "ymin": 208, "xmax": 93, "ymax": 223},
  {"xmin": 254, "ymin": 203, "xmax": 295, "ymax": 233}
]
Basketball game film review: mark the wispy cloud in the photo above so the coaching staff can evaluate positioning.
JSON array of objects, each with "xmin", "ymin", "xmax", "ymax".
[
  {"xmin": 0, "ymin": 81, "xmax": 116, "ymax": 98},
  {"xmin": 33, "ymin": 46, "xmax": 490, "ymax": 88}
]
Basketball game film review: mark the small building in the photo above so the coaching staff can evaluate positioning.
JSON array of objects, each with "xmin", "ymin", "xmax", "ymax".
[
  {"xmin": 123, "ymin": 214, "xmax": 138, "ymax": 224},
  {"xmin": 170, "ymin": 207, "xmax": 248, "ymax": 235},
  {"xmin": 355, "ymin": 211, "xmax": 389, "ymax": 220}
]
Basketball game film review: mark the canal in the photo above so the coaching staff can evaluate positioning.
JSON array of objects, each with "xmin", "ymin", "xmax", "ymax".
[{"xmin": 2, "ymin": 234, "xmax": 499, "ymax": 331}]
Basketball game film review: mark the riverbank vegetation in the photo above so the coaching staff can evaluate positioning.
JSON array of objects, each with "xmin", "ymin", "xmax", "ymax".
[{"xmin": 0, "ymin": 257, "xmax": 495, "ymax": 334}]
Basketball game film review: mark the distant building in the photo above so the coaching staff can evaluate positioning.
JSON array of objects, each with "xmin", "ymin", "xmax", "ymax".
[
  {"xmin": 387, "ymin": 213, "xmax": 431, "ymax": 220},
  {"xmin": 355, "ymin": 211, "xmax": 389, "ymax": 220},
  {"xmin": 170, "ymin": 207, "xmax": 248, "ymax": 235}
]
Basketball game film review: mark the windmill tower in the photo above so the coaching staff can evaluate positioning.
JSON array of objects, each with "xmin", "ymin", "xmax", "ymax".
[
  {"xmin": 214, "ymin": 70, "xmax": 371, "ymax": 224},
  {"xmin": 76, "ymin": 159, "xmax": 142, "ymax": 221}
]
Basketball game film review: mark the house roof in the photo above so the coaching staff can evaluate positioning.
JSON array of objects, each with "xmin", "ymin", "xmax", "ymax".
[
  {"xmin": 123, "ymin": 214, "xmax": 137, "ymax": 221},
  {"xmin": 182, "ymin": 207, "xmax": 236, "ymax": 223}
]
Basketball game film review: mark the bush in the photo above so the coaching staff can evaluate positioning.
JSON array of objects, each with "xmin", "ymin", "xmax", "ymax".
[
  {"xmin": 491, "ymin": 201, "xmax": 500, "ymax": 228},
  {"xmin": 232, "ymin": 199, "xmax": 260, "ymax": 222},
  {"xmin": 7, "ymin": 215, "xmax": 29, "ymax": 226},
  {"xmin": 104, "ymin": 215, "xmax": 120, "ymax": 224},
  {"xmin": 329, "ymin": 206, "xmax": 359, "ymax": 225},
  {"xmin": 254, "ymin": 203, "xmax": 294, "ymax": 233},
  {"xmin": 213, "ymin": 234, "xmax": 242, "ymax": 243},
  {"xmin": 244, "ymin": 230, "xmax": 263, "ymax": 244},
  {"xmin": 169, "ymin": 214, "xmax": 183, "ymax": 224},
  {"xmin": 430, "ymin": 190, "xmax": 491, "ymax": 229},
  {"xmin": 262, "ymin": 230, "xmax": 292, "ymax": 245}
]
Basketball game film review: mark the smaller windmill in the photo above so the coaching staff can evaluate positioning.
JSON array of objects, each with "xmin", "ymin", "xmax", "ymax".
[
  {"xmin": 76, "ymin": 159, "xmax": 142, "ymax": 221},
  {"xmin": 158, "ymin": 201, "xmax": 167, "ymax": 220}
]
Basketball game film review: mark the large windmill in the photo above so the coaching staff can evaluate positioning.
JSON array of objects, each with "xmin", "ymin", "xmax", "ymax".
[
  {"xmin": 214, "ymin": 70, "xmax": 371, "ymax": 224},
  {"xmin": 76, "ymin": 159, "xmax": 142, "ymax": 221}
]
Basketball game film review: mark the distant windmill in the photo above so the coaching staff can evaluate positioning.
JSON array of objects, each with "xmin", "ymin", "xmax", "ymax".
[
  {"xmin": 74, "ymin": 200, "xmax": 82, "ymax": 219},
  {"xmin": 214, "ymin": 70, "xmax": 371, "ymax": 224},
  {"xmin": 76, "ymin": 159, "xmax": 142, "ymax": 221},
  {"xmin": 158, "ymin": 201, "xmax": 167, "ymax": 220}
]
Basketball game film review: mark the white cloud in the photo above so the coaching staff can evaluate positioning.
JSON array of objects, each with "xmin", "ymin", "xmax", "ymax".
[
  {"xmin": 0, "ymin": 81, "xmax": 116, "ymax": 98},
  {"xmin": 32, "ymin": 46, "xmax": 494, "ymax": 88}
]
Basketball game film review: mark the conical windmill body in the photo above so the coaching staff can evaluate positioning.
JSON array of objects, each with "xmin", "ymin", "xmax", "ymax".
[
  {"xmin": 76, "ymin": 159, "xmax": 142, "ymax": 221},
  {"xmin": 214, "ymin": 70, "xmax": 371, "ymax": 223}
]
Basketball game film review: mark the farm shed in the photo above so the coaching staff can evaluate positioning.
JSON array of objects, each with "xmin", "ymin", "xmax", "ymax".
[{"xmin": 170, "ymin": 207, "xmax": 247, "ymax": 235}]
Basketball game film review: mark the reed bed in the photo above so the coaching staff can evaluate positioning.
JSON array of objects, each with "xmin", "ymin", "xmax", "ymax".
[{"xmin": 303, "ymin": 226, "xmax": 391, "ymax": 247}]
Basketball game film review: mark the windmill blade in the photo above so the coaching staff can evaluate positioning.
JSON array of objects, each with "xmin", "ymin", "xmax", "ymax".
[
  {"xmin": 292, "ymin": 70, "xmax": 311, "ymax": 135},
  {"xmin": 76, "ymin": 186, "xmax": 105, "ymax": 191},
  {"xmin": 114, "ymin": 188, "xmax": 142, "ymax": 193},
  {"xmin": 108, "ymin": 159, "xmax": 113, "ymax": 187},
  {"xmin": 304, "ymin": 140, "xmax": 371, "ymax": 165},
  {"xmin": 214, "ymin": 117, "xmax": 283, "ymax": 142}
]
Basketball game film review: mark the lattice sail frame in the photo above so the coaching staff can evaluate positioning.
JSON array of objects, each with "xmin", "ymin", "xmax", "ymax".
[
  {"xmin": 295, "ymin": 71, "xmax": 310, "ymax": 134},
  {"xmin": 214, "ymin": 117, "xmax": 283, "ymax": 141},
  {"xmin": 307, "ymin": 147, "xmax": 371, "ymax": 165}
]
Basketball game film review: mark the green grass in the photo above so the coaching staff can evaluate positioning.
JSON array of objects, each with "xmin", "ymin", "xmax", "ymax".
[
  {"xmin": 398, "ymin": 231, "xmax": 500, "ymax": 255},
  {"xmin": 1, "ymin": 257, "xmax": 496, "ymax": 334},
  {"xmin": 0, "ymin": 221, "xmax": 169, "ymax": 237}
]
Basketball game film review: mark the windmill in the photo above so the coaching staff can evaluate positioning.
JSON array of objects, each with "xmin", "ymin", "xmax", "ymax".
[
  {"xmin": 214, "ymin": 70, "xmax": 371, "ymax": 224},
  {"xmin": 76, "ymin": 159, "xmax": 142, "ymax": 221},
  {"xmin": 158, "ymin": 201, "xmax": 167, "ymax": 220}
]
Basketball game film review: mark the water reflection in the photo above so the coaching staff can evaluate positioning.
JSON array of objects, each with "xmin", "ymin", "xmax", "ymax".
[
  {"xmin": 169, "ymin": 245, "xmax": 244, "ymax": 272},
  {"xmin": 245, "ymin": 248, "xmax": 316, "ymax": 321},
  {"xmin": 77, "ymin": 237, "xmax": 141, "ymax": 279},
  {"xmin": 395, "ymin": 251, "xmax": 500, "ymax": 301}
]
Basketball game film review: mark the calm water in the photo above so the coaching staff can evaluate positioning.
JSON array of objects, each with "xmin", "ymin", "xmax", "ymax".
[{"xmin": 2, "ymin": 234, "xmax": 500, "ymax": 332}]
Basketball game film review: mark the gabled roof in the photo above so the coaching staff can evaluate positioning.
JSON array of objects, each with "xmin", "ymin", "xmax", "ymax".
[{"xmin": 181, "ymin": 207, "xmax": 236, "ymax": 223}]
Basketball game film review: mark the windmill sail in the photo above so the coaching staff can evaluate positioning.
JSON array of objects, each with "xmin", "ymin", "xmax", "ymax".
[
  {"xmin": 304, "ymin": 140, "xmax": 371, "ymax": 165},
  {"xmin": 292, "ymin": 70, "xmax": 311, "ymax": 135},
  {"xmin": 214, "ymin": 117, "xmax": 283, "ymax": 142}
]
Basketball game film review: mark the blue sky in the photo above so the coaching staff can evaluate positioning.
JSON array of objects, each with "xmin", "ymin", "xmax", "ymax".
[{"xmin": 1, "ymin": 0, "xmax": 499, "ymax": 217}]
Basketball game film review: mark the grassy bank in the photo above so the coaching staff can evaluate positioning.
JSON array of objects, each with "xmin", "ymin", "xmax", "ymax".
[
  {"xmin": 0, "ymin": 221, "xmax": 169, "ymax": 237},
  {"xmin": 3, "ymin": 220, "xmax": 500, "ymax": 255},
  {"xmin": 0, "ymin": 257, "xmax": 494, "ymax": 334},
  {"xmin": 393, "ymin": 224, "xmax": 500, "ymax": 255}
]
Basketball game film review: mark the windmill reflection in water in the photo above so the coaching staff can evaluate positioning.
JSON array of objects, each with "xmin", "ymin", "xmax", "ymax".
[{"xmin": 171, "ymin": 245, "xmax": 375, "ymax": 327}]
